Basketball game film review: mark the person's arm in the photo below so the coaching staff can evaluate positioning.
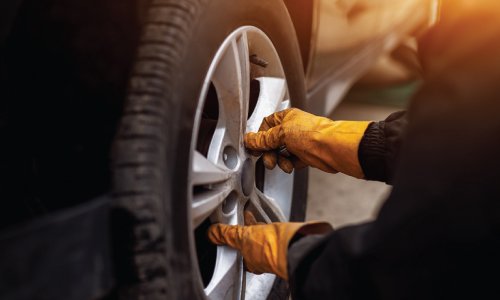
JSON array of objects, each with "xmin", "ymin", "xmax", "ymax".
[
  {"xmin": 243, "ymin": 107, "xmax": 408, "ymax": 184},
  {"xmin": 287, "ymin": 224, "xmax": 372, "ymax": 299},
  {"xmin": 288, "ymin": 2, "xmax": 500, "ymax": 298},
  {"xmin": 358, "ymin": 111, "xmax": 407, "ymax": 184},
  {"xmin": 244, "ymin": 109, "xmax": 372, "ymax": 178}
]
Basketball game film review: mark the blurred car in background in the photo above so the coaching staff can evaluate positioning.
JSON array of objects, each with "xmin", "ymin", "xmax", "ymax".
[{"xmin": 0, "ymin": 0, "xmax": 438, "ymax": 299}]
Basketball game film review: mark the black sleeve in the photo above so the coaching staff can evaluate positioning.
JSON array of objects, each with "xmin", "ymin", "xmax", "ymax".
[
  {"xmin": 358, "ymin": 111, "xmax": 408, "ymax": 184},
  {"xmin": 288, "ymin": 6, "xmax": 500, "ymax": 299},
  {"xmin": 288, "ymin": 224, "xmax": 374, "ymax": 299}
]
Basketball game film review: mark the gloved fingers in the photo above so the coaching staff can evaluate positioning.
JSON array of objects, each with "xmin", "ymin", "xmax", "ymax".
[
  {"xmin": 291, "ymin": 157, "xmax": 308, "ymax": 170},
  {"xmin": 262, "ymin": 152, "xmax": 278, "ymax": 169},
  {"xmin": 244, "ymin": 125, "xmax": 284, "ymax": 151},
  {"xmin": 207, "ymin": 224, "xmax": 244, "ymax": 249},
  {"xmin": 258, "ymin": 108, "xmax": 293, "ymax": 131},
  {"xmin": 247, "ymin": 149, "xmax": 263, "ymax": 157},
  {"xmin": 248, "ymin": 149, "xmax": 294, "ymax": 172},
  {"xmin": 207, "ymin": 224, "xmax": 230, "ymax": 245},
  {"xmin": 277, "ymin": 155, "xmax": 294, "ymax": 174},
  {"xmin": 246, "ymin": 109, "xmax": 292, "ymax": 158},
  {"xmin": 245, "ymin": 150, "xmax": 278, "ymax": 170},
  {"xmin": 276, "ymin": 155, "xmax": 308, "ymax": 173}
]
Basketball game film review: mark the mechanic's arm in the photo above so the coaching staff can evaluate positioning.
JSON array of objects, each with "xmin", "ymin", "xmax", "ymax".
[
  {"xmin": 244, "ymin": 109, "xmax": 407, "ymax": 184},
  {"xmin": 208, "ymin": 211, "xmax": 333, "ymax": 280},
  {"xmin": 358, "ymin": 111, "xmax": 407, "ymax": 183},
  {"xmin": 289, "ymin": 2, "xmax": 500, "ymax": 299}
]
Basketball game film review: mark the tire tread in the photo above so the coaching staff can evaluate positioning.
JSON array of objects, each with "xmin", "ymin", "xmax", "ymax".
[{"xmin": 113, "ymin": 0, "xmax": 204, "ymax": 294}]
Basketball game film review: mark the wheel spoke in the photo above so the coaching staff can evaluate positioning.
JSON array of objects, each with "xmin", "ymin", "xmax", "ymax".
[
  {"xmin": 246, "ymin": 77, "xmax": 287, "ymax": 133},
  {"xmin": 192, "ymin": 151, "xmax": 232, "ymax": 186},
  {"xmin": 205, "ymin": 247, "xmax": 242, "ymax": 299},
  {"xmin": 262, "ymin": 166, "xmax": 294, "ymax": 220},
  {"xmin": 236, "ymin": 32, "xmax": 251, "ymax": 133},
  {"xmin": 248, "ymin": 191, "xmax": 272, "ymax": 224},
  {"xmin": 211, "ymin": 33, "xmax": 250, "ymax": 154},
  {"xmin": 254, "ymin": 188, "xmax": 287, "ymax": 222},
  {"xmin": 192, "ymin": 186, "xmax": 232, "ymax": 227},
  {"xmin": 278, "ymin": 99, "xmax": 291, "ymax": 111},
  {"xmin": 245, "ymin": 273, "xmax": 277, "ymax": 300}
]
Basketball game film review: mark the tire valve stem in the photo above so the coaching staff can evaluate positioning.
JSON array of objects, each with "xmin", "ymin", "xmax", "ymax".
[{"xmin": 250, "ymin": 54, "xmax": 269, "ymax": 68}]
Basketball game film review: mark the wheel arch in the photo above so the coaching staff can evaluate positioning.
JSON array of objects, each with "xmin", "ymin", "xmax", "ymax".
[{"xmin": 283, "ymin": 0, "xmax": 315, "ymax": 73}]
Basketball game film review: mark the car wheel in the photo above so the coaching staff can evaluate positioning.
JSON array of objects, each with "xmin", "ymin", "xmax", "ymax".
[{"xmin": 112, "ymin": 0, "xmax": 308, "ymax": 299}]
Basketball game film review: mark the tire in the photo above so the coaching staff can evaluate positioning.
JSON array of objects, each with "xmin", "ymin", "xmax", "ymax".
[{"xmin": 112, "ymin": 0, "xmax": 308, "ymax": 299}]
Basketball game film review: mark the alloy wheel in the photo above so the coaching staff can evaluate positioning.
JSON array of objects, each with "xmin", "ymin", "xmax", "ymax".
[{"xmin": 189, "ymin": 26, "xmax": 295, "ymax": 299}]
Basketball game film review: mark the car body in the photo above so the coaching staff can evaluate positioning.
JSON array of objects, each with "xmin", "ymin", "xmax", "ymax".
[{"xmin": 284, "ymin": 0, "xmax": 439, "ymax": 114}]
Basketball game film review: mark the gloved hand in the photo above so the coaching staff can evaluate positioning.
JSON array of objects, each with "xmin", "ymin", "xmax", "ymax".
[
  {"xmin": 207, "ymin": 211, "xmax": 332, "ymax": 280},
  {"xmin": 244, "ymin": 108, "xmax": 371, "ymax": 178}
]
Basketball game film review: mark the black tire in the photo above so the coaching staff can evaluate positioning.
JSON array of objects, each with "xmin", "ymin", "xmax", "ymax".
[{"xmin": 112, "ymin": 0, "xmax": 308, "ymax": 299}]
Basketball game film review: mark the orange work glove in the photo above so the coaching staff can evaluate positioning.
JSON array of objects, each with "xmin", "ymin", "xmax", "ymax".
[
  {"xmin": 244, "ymin": 108, "xmax": 371, "ymax": 178},
  {"xmin": 207, "ymin": 212, "xmax": 332, "ymax": 280}
]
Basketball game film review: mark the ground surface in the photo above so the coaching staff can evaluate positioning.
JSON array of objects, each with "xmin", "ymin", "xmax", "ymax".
[{"xmin": 305, "ymin": 100, "xmax": 400, "ymax": 227}]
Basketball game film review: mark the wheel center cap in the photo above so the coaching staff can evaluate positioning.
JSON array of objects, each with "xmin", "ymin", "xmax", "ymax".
[{"xmin": 241, "ymin": 159, "xmax": 254, "ymax": 196}]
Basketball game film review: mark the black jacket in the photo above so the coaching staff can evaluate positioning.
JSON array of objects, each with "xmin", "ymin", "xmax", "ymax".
[{"xmin": 288, "ymin": 5, "xmax": 500, "ymax": 299}]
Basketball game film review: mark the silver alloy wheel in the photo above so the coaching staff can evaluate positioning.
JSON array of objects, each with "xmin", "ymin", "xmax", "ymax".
[{"xmin": 189, "ymin": 26, "xmax": 295, "ymax": 299}]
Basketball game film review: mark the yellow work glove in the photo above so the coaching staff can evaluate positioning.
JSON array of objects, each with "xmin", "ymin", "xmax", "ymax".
[
  {"xmin": 207, "ymin": 212, "xmax": 332, "ymax": 280},
  {"xmin": 244, "ymin": 108, "xmax": 372, "ymax": 178}
]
